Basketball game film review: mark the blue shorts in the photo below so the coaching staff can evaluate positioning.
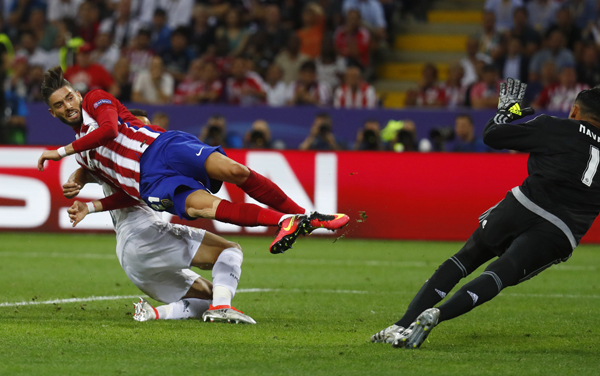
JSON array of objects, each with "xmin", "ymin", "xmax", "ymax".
[{"xmin": 139, "ymin": 131, "xmax": 226, "ymax": 219}]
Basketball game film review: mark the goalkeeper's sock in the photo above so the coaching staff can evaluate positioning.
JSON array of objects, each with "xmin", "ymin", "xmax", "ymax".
[
  {"xmin": 394, "ymin": 258, "xmax": 464, "ymax": 328},
  {"xmin": 155, "ymin": 299, "xmax": 211, "ymax": 320},
  {"xmin": 437, "ymin": 273, "xmax": 500, "ymax": 322}
]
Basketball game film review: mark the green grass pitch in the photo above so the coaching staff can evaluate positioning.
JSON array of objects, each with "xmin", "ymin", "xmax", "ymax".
[{"xmin": 0, "ymin": 233, "xmax": 599, "ymax": 375}]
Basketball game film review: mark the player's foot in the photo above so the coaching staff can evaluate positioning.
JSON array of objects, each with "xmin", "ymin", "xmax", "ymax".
[
  {"xmin": 393, "ymin": 308, "xmax": 440, "ymax": 349},
  {"xmin": 370, "ymin": 324, "xmax": 405, "ymax": 343},
  {"xmin": 269, "ymin": 215, "xmax": 309, "ymax": 254},
  {"xmin": 133, "ymin": 298, "xmax": 158, "ymax": 322},
  {"xmin": 307, "ymin": 212, "xmax": 350, "ymax": 233},
  {"xmin": 202, "ymin": 304, "xmax": 257, "ymax": 324}
]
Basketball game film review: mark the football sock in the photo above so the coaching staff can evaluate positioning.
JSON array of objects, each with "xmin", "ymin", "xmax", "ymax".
[
  {"xmin": 155, "ymin": 299, "xmax": 211, "ymax": 320},
  {"xmin": 237, "ymin": 169, "xmax": 306, "ymax": 214},
  {"xmin": 395, "ymin": 258, "xmax": 464, "ymax": 328},
  {"xmin": 437, "ymin": 273, "xmax": 500, "ymax": 322},
  {"xmin": 211, "ymin": 247, "xmax": 243, "ymax": 306},
  {"xmin": 215, "ymin": 200, "xmax": 283, "ymax": 226}
]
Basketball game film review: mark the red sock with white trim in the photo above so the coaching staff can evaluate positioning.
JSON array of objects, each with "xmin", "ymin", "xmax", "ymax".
[
  {"xmin": 237, "ymin": 169, "xmax": 306, "ymax": 214},
  {"xmin": 215, "ymin": 200, "xmax": 284, "ymax": 226}
]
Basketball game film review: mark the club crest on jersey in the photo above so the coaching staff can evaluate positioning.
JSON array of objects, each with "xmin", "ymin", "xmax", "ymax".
[
  {"xmin": 93, "ymin": 99, "xmax": 112, "ymax": 108},
  {"xmin": 161, "ymin": 199, "xmax": 174, "ymax": 208}
]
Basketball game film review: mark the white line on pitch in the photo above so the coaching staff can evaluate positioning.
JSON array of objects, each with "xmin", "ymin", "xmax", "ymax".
[{"xmin": 0, "ymin": 252, "xmax": 595, "ymax": 271}]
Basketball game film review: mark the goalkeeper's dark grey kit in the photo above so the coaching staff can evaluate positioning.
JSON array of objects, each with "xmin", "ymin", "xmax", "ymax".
[{"xmin": 392, "ymin": 80, "xmax": 600, "ymax": 332}]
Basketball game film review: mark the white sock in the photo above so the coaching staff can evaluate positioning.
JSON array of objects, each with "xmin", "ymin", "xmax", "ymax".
[
  {"xmin": 212, "ymin": 247, "xmax": 243, "ymax": 306},
  {"xmin": 155, "ymin": 298, "xmax": 211, "ymax": 320}
]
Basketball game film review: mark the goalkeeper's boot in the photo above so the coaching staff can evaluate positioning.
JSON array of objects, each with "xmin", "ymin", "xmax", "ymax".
[
  {"xmin": 370, "ymin": 324, "xmax": 405, "ymax": 343},
  {"xmin": 269, "ymin": 214, "xmax": 310, "ymax": 254},
  {"xmin": 133, "ymin": 298, "xmax": 158, "ymax": 322},
  {"xmin": 395, "ymin": 308, "xmax": 440, "ymax": 349},
  {"xmin": 202, "ymin": 304, "xmax": 257, "ymax": 324},
  {"xmin": 306, "ymin": 212, "xmax": 350, "ymax": 234}
]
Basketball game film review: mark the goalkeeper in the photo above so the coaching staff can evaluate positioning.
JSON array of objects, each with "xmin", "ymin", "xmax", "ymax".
[{"xmin": 371, "ymin": 78, "xmax": 600, "ymax": 349}]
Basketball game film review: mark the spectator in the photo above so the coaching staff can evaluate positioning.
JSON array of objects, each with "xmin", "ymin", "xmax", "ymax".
[
  {"xmin": 113, "ymin": 57, "xmax": 132, "ymax": 102},
  {"xmin": 452, "ymin": 114, "xmax": 490, "ymax": 152},
  {"xmin": 132, "ymin": 55, "xmax": 174, "ymax": 104},
  {"xmin": 16, "ymin": 30, "xmax": 59, "ymax": 70},
  {"xmin": 215, "ymin": 7, "xmax": 250, "ymax": 58},
  {"xmin": 342, "ymin": 0, "xmax": 387, "ymax": 41},
  {"xmin": 470, "ymin": 64, "xmax": 501, "ymax": 109},
  {"xmin": 76, "ymin": 1, "xmax": 100, "ymax": 46},
  {"xmin": 334, "ymin": 9, "xmax": 370, "ymax": 69},
  {"xmin": 495, "ymin": 36, "xmax": 529, "ymax": 82},
  {"xmin": 8, "ymin": 0, "xmax": 46, "ymax": 31},
  {"xmin": 189, "ymin": 6, "xmax": 214, "ymax": 58},
  {"xmin": 525, "ymin": 60, "xmax": 558, "ymax": 104},
  {"xmin": 577, "ymin": 43, "xmax": 600, "ymax": 87},
  {"xmin": 264, "ymin": 63, "xmax": 287, "ymax": 107},
  {"xmin": 484, "ymin": 0, "xmax": 523, "ymax": 32},
  {"xmin": 2, "ymin": 57, "xmax": 28, "ymax": 144},
  {"xmin": 90, "ymin": 32, "xmax": 120, "ymax": 73},
  {"xmin": 149, "ymin": 8, "xmax": 172, "ymax": 56},
  {"xmin": 286, "ymin": 60, "xmax": 331, "ymax": 106},
  {"xmin": 64, "ymin": 43, "xmax": 119, "ymax": 96},
  {"xmin": 527, "ymin": 0, "xmax": 560, "ymax": 32},
  {"xmin": 546, "ymin": 7, "xmax": 582, "ymax": 52},
  {"xmin": 225, "ymin": 56, "xmax": 266, "ymax": 106},
  {"xmin": 243, "ymin": 119, "xmax": 279, "ymax": 149},
  {"xmin": 160, "ymin": 26, "xmax": 196, "ymax": 83},
  {"xmin": 248, "ymin": 4, "xmax": 289, "ymax": 68},
  {"xmin": 509, "ymin": 7, "xmax": 542, "ymax": 57},
  {"xmin": 477, "ymin": 10, "xmax": 503, "ymax": 60},
  {"xmin": 405, "ymin": 63, "xmax": 446, "ymax": 107},
  {"xmin": 99, "ymin": 0, "xmax": 140, "ymax": 48},
  {"xmin": 440, "ymin": 62, "xmax": 467, "ymax": 108},
  {"xmin": 174, "ymin": 59, "xmax": 222, "ymax": 104},
  {"xmin": 316, "ymin": 39, "xmax": 347, "ymax": 90},
  {"xmin": 533, "ymin": 65, "xmax": 589, "ymax": 112},
  {"xmin": 47, "ymin": 0, "xmax": 82, "ymax": 24},
  {"xmin": 564, "ymin": 0, "xmax": 598, "ymax": 30},
  {"xmin": 353, "ymin": 119, "xmax": 386, "ymax": 151},
  {"xmin": 529, "ymin": 29, "xmax": 575, "ymax": 82},
  {"xmin": 333, "ymin": 65, "xmax": 377, "ymax": 109},
  {"xmin": 151, "ymin": 112, "xmax": 169, "ymax": 130},
  {"xmin": 296, "ymin": 2, "xmax": 325, "ymax": 59},
  {"xmin": 123, "ymin": 28, "xmax": 154, "ymax": 81},
  {"xmin": 461, "ymin": 37, "xmax": 493, "ymax": 87},
  {"xmin": 274, "ymin": 34, "xmax": 310, "ymax": 84},
  {"xmin": 157, "ymin": 0, "xmax": 194, "ymax": 29},
  {"xmin": 28, "ymin": 8, "xmax": 58, "ymax": 51},
  {"xmin": 26, "ymin": 64, "xmax": 45, "ymax": 102},
  {"xmin": 299, "ymin": 112, "xmax": 342, "ymax": 150},
  {"xmin": 199, "ymin": 114, "xmax": 242, "ymax": 149}
]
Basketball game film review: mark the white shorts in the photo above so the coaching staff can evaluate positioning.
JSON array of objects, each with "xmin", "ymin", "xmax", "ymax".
[{"xmin": 116, "ymin": 221, "xmax": 206, "ymax": 303}]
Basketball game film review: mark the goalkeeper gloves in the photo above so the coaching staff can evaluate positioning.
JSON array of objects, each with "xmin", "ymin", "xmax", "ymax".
[{"xmin": 494, "ymin": 77, "xmax": 535, "ymax": 124}]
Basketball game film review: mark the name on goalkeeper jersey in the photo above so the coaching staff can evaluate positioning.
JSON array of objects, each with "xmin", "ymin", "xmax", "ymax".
[{"xmin": 580, "ymin": 124, "xmax": 600, "ymax": 141}]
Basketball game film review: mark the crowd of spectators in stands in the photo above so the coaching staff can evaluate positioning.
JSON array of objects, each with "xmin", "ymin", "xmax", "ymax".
[{"xmin": 407, "ymin": 0, "xmax": 600, "ymax": 112}]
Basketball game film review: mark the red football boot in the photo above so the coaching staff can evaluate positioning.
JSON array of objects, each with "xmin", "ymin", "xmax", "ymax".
[
  {"xmin": 307, "ymin": 212, "xmax": 350, "ymax": 233},
  {"xmin": 269, "ymin": 215, "xmax": 309, "ymax": 254}
]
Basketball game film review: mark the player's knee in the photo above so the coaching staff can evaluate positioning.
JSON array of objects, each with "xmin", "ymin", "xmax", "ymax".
[
  {"xmin": 227, "ymin": 241, "xmax": 242, "ymax": 252},
  {"xmin": 229, "ymin": 163, "xmax": 250, "ymax": 183},
  {"xmin": 485, "ymin": 257, "xmax": 521, "ymax": 288}
]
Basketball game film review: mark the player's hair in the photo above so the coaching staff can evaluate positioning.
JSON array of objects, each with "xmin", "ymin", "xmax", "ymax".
[
  {"xmin": 575, "ymin": 88, "xmax": 600, "ymax": 123},
  {"xmin": 41, "ymin": 66, "xmax": 73, "ymax": 105},
  {"xmin": 128, "ymin": 109, "xmax": 148, "ymax": 118},
  {"xmin": 299, "ymin": 60, "xmax": 317, "ymax": 73}
]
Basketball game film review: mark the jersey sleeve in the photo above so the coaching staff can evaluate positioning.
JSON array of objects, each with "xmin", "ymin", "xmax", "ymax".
[
  {"xmin": 97, "ymin": 189, "xmax": 140, "ymax": 211},
  {"xmin": 71, "ymin": 90, "xmax": 120, "ymax": 153},
  {"xmin": 482, "ymin": 114, "xmax": 550, "ymax": 153}
]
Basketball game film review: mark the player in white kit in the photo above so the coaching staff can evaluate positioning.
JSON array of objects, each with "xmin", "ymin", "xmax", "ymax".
[{"xmin": 64, "ymin": 111, "xmax": 255, "ymax": 324}]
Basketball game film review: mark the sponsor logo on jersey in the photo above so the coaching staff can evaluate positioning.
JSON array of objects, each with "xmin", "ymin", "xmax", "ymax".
[{"xmin": 93, "ymin": 99, "xmax": 112, "ymax": 109}]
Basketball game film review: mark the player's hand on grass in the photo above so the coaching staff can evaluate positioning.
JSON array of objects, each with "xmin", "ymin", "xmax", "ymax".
[
  {"xmin": 67, "ymin": 200, "xmax": 89, "ymax": 227},
  {"xmin": 63, "ymin": 181, "xmax": 82, "ymax": 199},
  {"xmin": 37, "ymin": 149, "xmax": 62, "ymax": 171},
  {"xmin": 495, "ymin": 77, "xmax": 535, "ymax": 123}
]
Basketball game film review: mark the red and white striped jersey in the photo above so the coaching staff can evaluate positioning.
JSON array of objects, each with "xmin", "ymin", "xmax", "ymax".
[
  {"xmin": 286, "ymin": 81, "xmax": 332, "ymax": 106},
  {"xmin": 173, "ymin": 78, "xmax": 223, "ymax": 104},
  {"xmin": 73, "ymin": 89, "xmax": 165, "ymax": 199},
  {"xmin": 333, "ymin": 83, "xmax": 377, "ymax": 109},
  {"xmin": 226, "ymin": 71, "xmax": 267, "ymax": 105}
]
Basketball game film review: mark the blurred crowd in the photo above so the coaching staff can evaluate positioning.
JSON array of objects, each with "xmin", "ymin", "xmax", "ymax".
[{"xmin": 406, "ymin": 0, "xmax": 600, "ymax": 112}]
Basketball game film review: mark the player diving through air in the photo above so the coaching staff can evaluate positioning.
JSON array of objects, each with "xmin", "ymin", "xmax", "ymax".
[
  {"xmin": 372, "ymin": 79, "xmax": 600, "ymax": 349},
  {"xmin": 37, "ymin": 66, "xmax": 349, "ymax": 254},
  {"xmin": 65, "ymin": 110, "xmax": 255, "ymax": 324}
]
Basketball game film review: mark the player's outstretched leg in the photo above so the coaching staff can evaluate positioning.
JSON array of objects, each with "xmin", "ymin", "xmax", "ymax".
[
  {"xmin": 370, "ymin": 325, "xmax": 405, "ymax": 343},
  {"xmin": 392, "ymin": 308, "xmax": 440, "ymax": 349},
  {"xmin": 133, "ymin": 297, "xmax": 212, "ymax": 321}
]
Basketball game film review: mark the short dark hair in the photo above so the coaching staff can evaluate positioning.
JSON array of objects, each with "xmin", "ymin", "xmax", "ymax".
[
  {"xmin": 575, "ymin": 87, "xmax": 600, "ymax": 123},
  {"xmin": 456, "ymin": 113, "xmax": 473, "ymax": 124},
  {"xmin": 129, "ymin": 109, "xmax": 148, "ymax": 118},
  {"xmin": 513, "ymin": 6, "xmax": 528, "ymax": 17},
  {"xmin": 172, "ymin": 26, "xmax": 189, "ymax": 40},
  {"xmin": 41, "ymin": 66, "xmax": 73, "ymax": 105},
  {"xmin": 154, "ymin": 8, "xmax": 167, "ymax": 17},
  {"xmin": 300, "ymin": 60, "xmax": 317, "ymax": 73}
]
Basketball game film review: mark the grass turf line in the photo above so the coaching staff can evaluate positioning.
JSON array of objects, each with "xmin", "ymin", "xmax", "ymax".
[{"xmin": 0, "ymin": 233, "xmax": 598, "ymax": 375}]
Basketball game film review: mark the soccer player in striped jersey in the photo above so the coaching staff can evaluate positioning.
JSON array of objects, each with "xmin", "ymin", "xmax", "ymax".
[{"xmin": 37, "ymin": 66, "xmax": 349, "ymax": 254}]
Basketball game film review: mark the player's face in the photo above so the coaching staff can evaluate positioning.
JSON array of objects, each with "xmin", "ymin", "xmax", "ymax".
[{"xmin": 48, "ymin": 86, "xmax": 83, "ymax": 127}]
